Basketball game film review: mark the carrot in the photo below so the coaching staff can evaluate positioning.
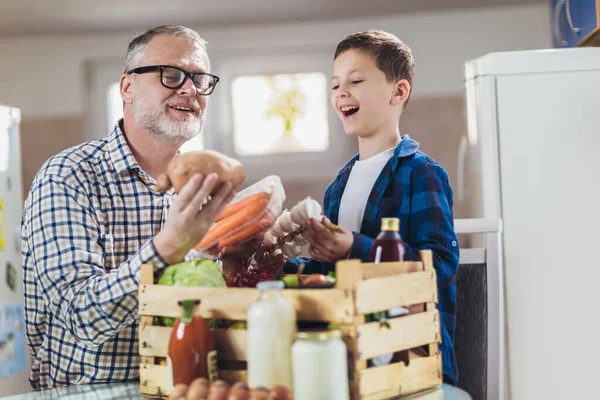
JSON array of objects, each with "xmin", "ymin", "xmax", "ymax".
[
  {"xmin": 194, "ymin": 190, "xmax": 272, "ymax": 251},
  {"xmin": 216, "ymin": 212, "xmax": 275, "ymax": 250},
  {"xmin": 215, "ymin": 191, "xmax": 270, "ymax": 222}
]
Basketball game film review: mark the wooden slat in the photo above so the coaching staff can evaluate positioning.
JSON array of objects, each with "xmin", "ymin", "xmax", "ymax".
[
  {"xmin": 357, "ymin": 310, "xmax": 440, "ymax": 360},
  {"xmin": 139, "ymin": 326, "xmax": 248, "ymax": 360},
  {"xmin": 358, "ymin": 261, "xmax": 423, "ymax": 279},
  {"xmin": 140, "ymin": 363, "xmax": 170, "ymax": 399},
  {"xmin": 355, "ymin": 270, "xmax": 437, "ymax": 314},
  {"xmin": 219, "ymin": 369, "xmax": 248, "ymax": 384},
  {"xmin": 140, "ymin": 264, "xmax": 156, "ymax": 367},
  {"xmin": 359, "ymin": 353, "xmax": 442, "ymax": 398},
  {"xmin": 139, "ymin": 286, "xmax": 353, "ymax": 323},
  {"xmin": 139, "ymin": 325, "xmax": 170, "ymax": 357},
  {"xmin": 425, "ymin": 302, "xmax": 439, "ymax": 356},
  {"xmin": 419, "ymin": 250, "xmax": 434, "ymax": 271},
  {"xmin": 215, "ymin": 329, "xmax": 247, "ymax": 361},
  {"xmin": 335, "ymin": 259, "xmax": 366, "ymax": 400}
]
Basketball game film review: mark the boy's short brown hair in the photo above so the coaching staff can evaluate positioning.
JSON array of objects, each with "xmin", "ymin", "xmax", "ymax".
[{"xmin": 334, "ymin": 29, "xmax": 415, "ymax": 106}]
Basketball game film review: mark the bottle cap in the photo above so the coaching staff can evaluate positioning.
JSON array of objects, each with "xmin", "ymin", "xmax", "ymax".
[
  {"xmin": 381, "ymin": 218, "xmax": 400, "ymax": 231},
  {"xmin": 256, "ymin": 281, "xmax": 285, "ymax": 291}
]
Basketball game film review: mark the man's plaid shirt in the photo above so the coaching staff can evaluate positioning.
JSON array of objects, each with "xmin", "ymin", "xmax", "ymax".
[{"xmin": 21, "ymin": 122, "xmax": 171, "ymax": 390}]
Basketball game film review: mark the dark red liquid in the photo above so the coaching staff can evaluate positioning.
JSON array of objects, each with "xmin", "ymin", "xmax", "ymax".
[{"xmin": 369, "ymin": 231, "xmax": 407, "ymax": 263}]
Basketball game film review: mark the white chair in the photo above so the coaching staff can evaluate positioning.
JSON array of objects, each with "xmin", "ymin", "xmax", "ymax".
[{"xmin": 453, "ymin": 218, "xmax": 505, "ymax": 400}]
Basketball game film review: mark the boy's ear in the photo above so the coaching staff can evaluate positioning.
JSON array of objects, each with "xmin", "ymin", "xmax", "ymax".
[
  {"xmin": 120, "ymin": 74, "xmax": 134, "ymax": 105},
  {"xmin": 391, "ymin": 79, "xmax": 411, "ymax": 106}
]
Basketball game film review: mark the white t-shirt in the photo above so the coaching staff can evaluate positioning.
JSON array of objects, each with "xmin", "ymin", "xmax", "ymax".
[{"xmin": 338, "ymin": 147, "xmax": 396, "ymax": 232}]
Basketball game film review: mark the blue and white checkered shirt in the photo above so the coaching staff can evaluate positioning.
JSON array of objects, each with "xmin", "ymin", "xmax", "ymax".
[{"xmin": 21, "ymin": 121, "xmax": 171, "ymax": 390}]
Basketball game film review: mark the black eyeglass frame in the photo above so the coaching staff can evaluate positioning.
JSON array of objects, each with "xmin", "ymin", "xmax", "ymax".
[{"xmin": 127, "ymin": 65, "xmax": 220, "ymax": 95}]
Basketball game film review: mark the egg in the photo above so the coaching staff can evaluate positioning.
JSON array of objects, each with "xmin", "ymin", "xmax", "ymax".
[
  {"xmin": 167, "ymin": 383, "xmax": 188, "ymax": 400},
  {"xmin": 207, "ymin": 380, "xmax": 230, "ymax": 400},
  {"xmin": 268, "ymin": 385, "xmax": 293, "ymax": 400},
  {"xmin": 186, "ymin": 378, "xmax": 210, "ymax": 399},
  {"xmin": 228, "ymin": 382, "xmax": 250, "ymax": 400},
  {"xmin": 249, "ymin": 387, "xmax": 270, "ymax": 400}
]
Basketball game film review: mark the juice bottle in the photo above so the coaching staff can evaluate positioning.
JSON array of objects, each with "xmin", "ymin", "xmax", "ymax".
[
  {"xmin": 369, "ymin": 218, "xmax": 409, "ymax": 366},
  {"xmin": 247, "ymin": 281, "xmax": 296, "ymax": 389},
  {"xmin": 167, "ymin": 300, "xmax": 218, "ymax": 388},
  {"xmin": 369, "ymin": 217, "xmax": 407, "ymax": 263}
]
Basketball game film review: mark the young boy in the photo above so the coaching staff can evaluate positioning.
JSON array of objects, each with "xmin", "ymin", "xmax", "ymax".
[{"xmin": 284, "ymin": 30, "xmax": 460, "ymax": 385}]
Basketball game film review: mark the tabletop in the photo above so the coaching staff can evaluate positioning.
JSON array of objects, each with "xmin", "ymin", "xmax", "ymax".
[{"xmin": 2, "ymin": 381, "xmax": 471, "ymax": 400}]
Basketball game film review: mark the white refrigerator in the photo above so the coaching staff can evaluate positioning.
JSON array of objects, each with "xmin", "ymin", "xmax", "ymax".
[
  {"xmin": 0, "ymin": 105, "xmax": 31, "ymax": 396},
  {"xmin": 464, "ymin": 48, "xmax": 600, "ymax": 400}
]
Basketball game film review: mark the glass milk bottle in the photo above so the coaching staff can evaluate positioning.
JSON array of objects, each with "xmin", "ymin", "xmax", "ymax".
[
  {"xmin": 247, "ymin": 280, "xmax": 296, "ymax": 389},
  {"xmin": 292, "ymin": 331, "xmax": 350, "ymax": 400}
]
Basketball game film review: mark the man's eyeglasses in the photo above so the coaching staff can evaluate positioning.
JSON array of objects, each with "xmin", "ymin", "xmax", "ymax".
[{"xmin": 127, "ymin": 65, "xmax": 220, "ymax": 95}]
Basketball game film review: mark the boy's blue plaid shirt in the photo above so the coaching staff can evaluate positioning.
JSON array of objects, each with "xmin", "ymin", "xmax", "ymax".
[{"xmin": 286, "ymin": 135, "xmax": 459, "ymax": 383}]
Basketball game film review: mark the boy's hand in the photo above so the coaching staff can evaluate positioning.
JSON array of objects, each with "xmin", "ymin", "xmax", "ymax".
[{"xmin": 304, "ymin": 216, "xmax": 353, "ymax": 263}]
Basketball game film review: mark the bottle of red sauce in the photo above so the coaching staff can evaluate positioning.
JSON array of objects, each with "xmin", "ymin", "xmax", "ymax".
[
  {"xmin": 167, "ymin": 299, "xmax": 218, "ymax": 387},
  {"xmin": 369, "ymin": 218, "xmax": 410, "ymax": 366},
  {"xmin": 369, "ymin": 217, "xmax": 407, "ymax": 263}
]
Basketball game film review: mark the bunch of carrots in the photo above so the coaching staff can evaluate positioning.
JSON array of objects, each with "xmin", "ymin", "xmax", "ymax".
[{"xmin": 195, "ymin": 187, "xmax": 275, "ymax": 253}]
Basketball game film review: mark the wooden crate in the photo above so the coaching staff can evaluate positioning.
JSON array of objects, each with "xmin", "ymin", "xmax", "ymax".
[{"xmin": 138, "ymin": 250, "xmax": 442, "ymax": 399}]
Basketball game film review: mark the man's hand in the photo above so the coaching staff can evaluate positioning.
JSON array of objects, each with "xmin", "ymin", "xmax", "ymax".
[
  {"xmin": 153, "ymin": 173, "xmax": 235, "ymax": 265},
  {"xmin": 304, "ymin": 216, "xmax": 354, "ymax": 263}
]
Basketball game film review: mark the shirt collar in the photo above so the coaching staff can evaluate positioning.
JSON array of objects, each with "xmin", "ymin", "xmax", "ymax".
[
  {"xmin": 337, "ymin": 134, "xmax": 420, "ymax": 175},
  {"xmin": 107, "ymin": 119, "xmax": 143, "ymax": 176}
]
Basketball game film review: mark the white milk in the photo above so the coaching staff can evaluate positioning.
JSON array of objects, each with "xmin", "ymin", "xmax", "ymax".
[
  {"xmin": 292, "ymin": 331, "xmax": 350, "ymax": 400},
  {"xmin": 247, "ymin": 281, "xmax": 296, "ymax": 389}
]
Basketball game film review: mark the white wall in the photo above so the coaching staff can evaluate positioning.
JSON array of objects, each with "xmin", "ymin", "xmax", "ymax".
[{"xmin": 0, "ymin": 4, "xmax": 551, "ymax": 119}]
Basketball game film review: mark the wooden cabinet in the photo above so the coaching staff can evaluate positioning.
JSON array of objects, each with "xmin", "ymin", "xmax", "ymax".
[{"xmin": 551, "ymin": 0, "xmax": 600, "ymax": 47}]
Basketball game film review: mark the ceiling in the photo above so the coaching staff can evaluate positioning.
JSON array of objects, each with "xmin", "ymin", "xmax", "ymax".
[{"xmin": 0, "ymin": 0, "xmax": 545, "ymax": 38}]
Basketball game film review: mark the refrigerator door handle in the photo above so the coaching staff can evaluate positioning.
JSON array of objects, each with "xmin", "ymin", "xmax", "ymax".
[
  {"xmin": 553, "ymin": 0, "xmax": 568, "ymax": 47},
  {"xmin": 565, "ymin": 0, "xmax": 581, "ymax": 36},
  {"xmin": 457, "ymin": 134, "xmax": 468, "ymax": 202}
]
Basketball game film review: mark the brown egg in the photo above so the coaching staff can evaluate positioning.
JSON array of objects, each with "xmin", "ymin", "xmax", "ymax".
[
  {"xmin": 249, "ymin": 386, "xmax": 270, "ymax": 400},
  {"xmin": 228, "ymin": 382, "xmax": 250, "ymax": 400},
  {"xmin": 207, "ymin": 380, "xmax": 230, "ymax": 400},
  {"xmin": 268, "ymin": 385, "xmax": 293, "ymax": 400},
  {"xmin": 168, "ymin": 384, "xmax": 188, "ymax": 400},
  {"xmin": 187, "ymin": 378, "xmax": 210, "ymax": 400}
]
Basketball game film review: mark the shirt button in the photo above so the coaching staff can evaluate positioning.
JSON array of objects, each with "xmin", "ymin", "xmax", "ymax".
[{"xmin": 452, "ymin": 240, "xmax": 457, "ymax": 247}]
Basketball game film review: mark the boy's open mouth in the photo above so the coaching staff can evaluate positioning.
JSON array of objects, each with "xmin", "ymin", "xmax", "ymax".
[{"xmin": 340, "ymin": 105, "xmax": 359, "ymax": 117}]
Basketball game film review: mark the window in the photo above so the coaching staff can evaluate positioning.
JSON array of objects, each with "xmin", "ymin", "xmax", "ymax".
[{"xmin": 230, "ymin": 73, "xmax": 329, "ymax": 155}]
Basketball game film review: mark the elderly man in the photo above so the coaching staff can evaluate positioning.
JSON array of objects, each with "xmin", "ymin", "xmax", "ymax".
[{"xmin": 21, "ymin": 24, "xmax": 280, "ymax": 390}]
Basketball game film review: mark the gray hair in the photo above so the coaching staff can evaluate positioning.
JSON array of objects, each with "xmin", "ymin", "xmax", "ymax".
[{"xmin": 124, "ymin": 24, "xmax": 209, "ymax": 72}]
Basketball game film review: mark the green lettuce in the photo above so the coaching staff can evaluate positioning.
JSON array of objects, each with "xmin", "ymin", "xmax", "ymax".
[{"xmin": 157, "ymin": 259, "xmax": 226, "ymax": 327}]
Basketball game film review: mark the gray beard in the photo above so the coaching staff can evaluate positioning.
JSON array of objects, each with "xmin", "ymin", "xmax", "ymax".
[{"xmin": 133, "ymin": 100, "xmax": 204, "ymax": 145}]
